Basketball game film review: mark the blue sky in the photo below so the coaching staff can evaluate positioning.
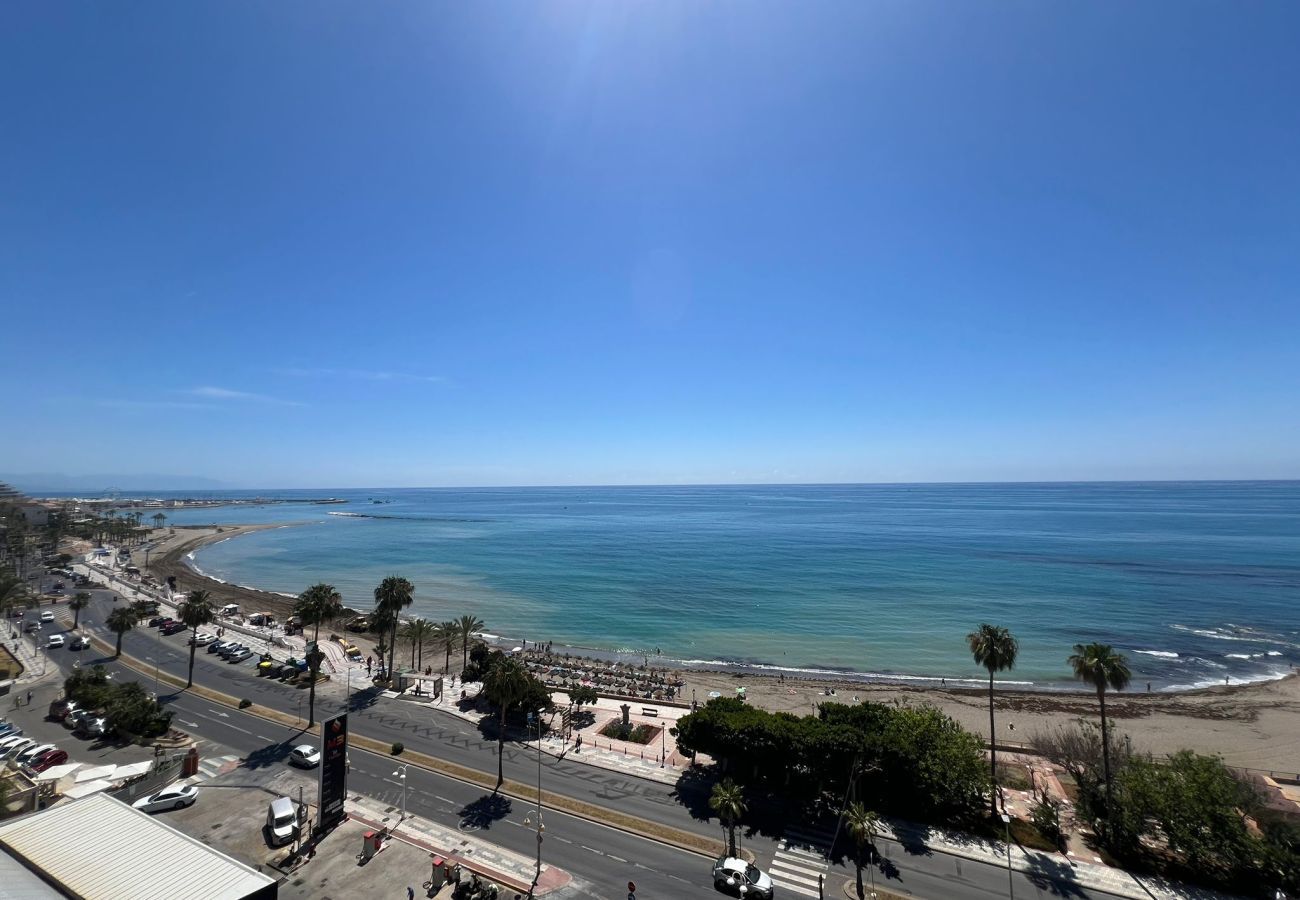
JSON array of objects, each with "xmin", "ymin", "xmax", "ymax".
[{"xmin": 3, "ymin": 2, "xmax": 1298, "ymax": 488}]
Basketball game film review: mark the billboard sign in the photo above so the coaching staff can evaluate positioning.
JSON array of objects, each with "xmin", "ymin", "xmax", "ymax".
[{"xmin": 318, "ymin": 713, "xmax": 349, "ymax": 830}]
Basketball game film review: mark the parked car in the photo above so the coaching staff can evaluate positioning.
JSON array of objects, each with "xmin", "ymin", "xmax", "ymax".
[
  {"xmin": 161, "ymin": 621, "xmax": 188, "ymax": 636},
  {"xmin": 67, "ymin": 708, "xmax": 96, "ymax": 730},
  {"xmin": 208, "ymin": 640, "xmax": 231, "ymax": 654},
  {"xmin": 190, "ymin": 632, "xmax": 216, "ymax": 646},
  {"xmin": 48, "ymin": 699, "xmax": 77, "ymax": 721},
  {"xmin": 288, "ymin": 744, "xmax": 320, "ymax": 768},
  {"xmin": 0, "ymin": 736, "xmax": 32, "ymax": 757},
  {"xmin": 712, "ymin": 857, "xmax": 774, "ymax": 899},
  {"xmin": 39, "ymin": 611, "xmax": 55, "ymax": 623},
  {"xmin": 155, "ymin": 618, "xmax": 177, "ymax": 630},
  {"xmin": 15, "ymin": 742, "xmax": 57, "ymax": 766},
  {"xmin": 2, "ymin": 743, "xmax": 41, "ymax": 764},
  {"xmin": 69, "ymin": 634, "xmax": 91, "ymax": 650},
  {"xmin": 227, "ymin": 648, "xmax": 254, "ymax": 663},
  {"xmin": 147, "ymin": 616, "xmax": 167, "ymax": 627},
  {"xmin": 132, "ymin": 784, "xmax": 198, "ymax": 814},
  {"xmin": 266, "ymin": 796, "xmax": 301, "ymax": 846},
  {"xmin": 30, "ymin": 749, "xmax": 70, "ymax": 772},
  {"xmin": 47, "ymin": 635, "xmax": 65, "ymax": 649},
  {"xmin": 0, "ymin": 721, "xmax": 20, "ymax": 738},
  {"xmin": 74, "ymin": 716, "xmax": 107, "ymax": 739},
  {"xmin": 218, "ymin": 643, "xmax": 247, "ymax": 658}
]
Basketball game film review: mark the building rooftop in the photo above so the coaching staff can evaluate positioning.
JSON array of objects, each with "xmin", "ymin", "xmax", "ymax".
[{"xmin": 0, "ymin": 793, "xmax": 277, "ymax": 900}]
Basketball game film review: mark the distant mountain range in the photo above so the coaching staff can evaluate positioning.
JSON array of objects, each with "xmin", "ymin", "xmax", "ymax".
[{"xmin": 2, "ymin": 473, "xmax": 230, "ymax": 493}]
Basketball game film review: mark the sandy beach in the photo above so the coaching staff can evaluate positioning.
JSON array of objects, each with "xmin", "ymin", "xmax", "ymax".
[{"xmin": 133, "ymin": 524, "xmax": 1300, "ymax": 774}]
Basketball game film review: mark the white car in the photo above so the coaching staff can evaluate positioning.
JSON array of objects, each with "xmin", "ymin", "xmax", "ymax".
[
  {"xmin": 227, "ymin": 648, "xmax": 254, "ymax": 663},
  {"xmin": 47, "ymin": 635, "xmax": 65, "ymax": 649},
  {"xmin": 39, "ymin": 611, "xmax": 55, "ymax": 623},
  {"xmin": 0, "ymin": 738, "xmax": 37, "ymax": 760},
  {"xmin": 288, "ymin": 744, "xmax": 320, "ymax": 768},
  {"xmin": 190, "ymin": 632, "xmax": 216, "ymax": 646},
  {"xmin": 16, "ymin": 742, "xmax": 58, "ymax": 766},
  {"xmin": 132, "ymin": 784, "xmax": 198, "ymax": 814},
  {"xmin": 712, "ymin": 857, "xmax": 775, "ymax": 899}
]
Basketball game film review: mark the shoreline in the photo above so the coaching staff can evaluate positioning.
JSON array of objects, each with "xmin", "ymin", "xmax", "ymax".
[
  {"xmin": 153, "ymin": 523, "xmax": 1300, "ymax": 770},
  {"xmin": 166, "ymin": 522, "xmax": 1298, "ymax": 700}
]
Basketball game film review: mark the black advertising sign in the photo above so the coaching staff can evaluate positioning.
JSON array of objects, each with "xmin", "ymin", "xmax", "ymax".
[{"xmin": 318, "ymin": 713, "xmax": 349, "ymax": 830}]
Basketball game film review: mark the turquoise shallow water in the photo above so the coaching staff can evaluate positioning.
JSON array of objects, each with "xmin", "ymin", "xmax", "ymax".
[{"xmin": 137, "ymin": 483, "xmax": 1299, "ymax": 690}]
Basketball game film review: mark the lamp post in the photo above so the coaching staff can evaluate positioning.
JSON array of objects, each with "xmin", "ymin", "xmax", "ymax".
[
  {"xmin": 1000, "ymin": 812, "xmax": 1014, "ymax": 900},
  {"xmin": 523, "ymin": 713, "xmax": 545, "ymax": 896},
  {"xmin": 392, "ymin": 764, "xmax": 409, "ymax": 822}
]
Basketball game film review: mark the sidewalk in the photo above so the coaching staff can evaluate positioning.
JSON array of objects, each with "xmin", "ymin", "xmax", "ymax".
[
  {"xmin": 347, "ymin": 793, "xmax": 571, "ymax": 896},
  {"xmin": 875, "ymin": 818, "xmax": 1243, "ymax": 900}
]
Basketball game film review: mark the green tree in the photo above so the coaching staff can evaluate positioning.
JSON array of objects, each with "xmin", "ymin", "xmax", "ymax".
[
  {"xmin": 401, "ymin": 618, "xmax": 435, "ymax": 670},
  {"xmin": 68, "ymin": 591, "xmax": 92, "ymax": 629},
  {"xmin": 295, "ymin": 583, "xmax": 344, "ymax": 642},
  {"xmin": 843, "ymin": 800, "xmax": 880, "ymax": 900},
  {"xmin": 106, "ymin": 681, "xmax": 173, "ymax": 737},
  {"xmin": 305, "ymin": 641, "xmax": 326, "ymax": 727},
  {"xmin": 568, "ymin": 684, "xmax": 598, "ymax": 716},
  {"xmin": 457, "ymin": 615, "xmax": 484, "ymax": 674},
  {"xmin": 373, "ymin": 575, "xmax": 414, "ymax": 682},
  {"xmin": 967, "ymin": 622, "xmax": 1019, "ymax": 816},
  {"xmin": 178, "ymin": 590, "xmax": 216, "ymax": 687},
  {"xmin": 435, "ymin": 620, "xmax": 458, "ymax": 673},
  {"xmin": 1068, "ymin": 642, "xmax": 1131, "ymax": 809},
  {"xmin": 151, "ymin": 512, "xmax": 166, "ymax": 530},
  {"xmin": 709, "ymin": 778, "xmax": 746, "ymax": 858},
  {"xmin": 106, "ymin": 606, "xmax": 138, "ymax": 658},
  {"xmin": 482, "ymin": 655, "xmax": 532, "ymax": 791}
]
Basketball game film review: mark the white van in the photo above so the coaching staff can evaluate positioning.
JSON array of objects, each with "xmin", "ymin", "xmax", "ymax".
[
  {"xmin": 221, "ymin": 604, "xmax": 240, "ymax": 617},
  {"xmin": 266, "ymin": 796, "xmax": 300, "ymax": 846}
]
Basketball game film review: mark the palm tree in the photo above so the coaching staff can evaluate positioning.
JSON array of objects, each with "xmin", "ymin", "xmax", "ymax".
[
  {"xmin": 178, "ymin": 589, "xmax": 216, "ymax": 687},
  {"xmin": 69, "ymin": 591, "xmax": 92, "ymax": 629},
  {"xmin": 373, "ymin": 576, "xmax": 414, "ymax": 682},
  {"xmin": 295, "ymin": 583, "xmax": 344, "ymax": 642},
  {"xmin": 305, "ymin": 641, "xmax": 326, "ymax": 727},
  {"xmin": 1068, "ymin": 642, "xmax": 1132, "ymax": 808},
  {"xmin": 482, "ymin": 655, "xmax": 531, "ymax": 791},
  {"xmin": 401, "ymin": 618, "xmax": 434, "ymax": 670},
  {"xmin": 457, "ymin": 614, "xmax": 485, "ymax": 674},
  {"xmin": 435, "ymin": 620, "xmax": 459, "ymax": 674},
  {"xmin": 843, "ymin": 800, "xmax": 880, "ymax": 900},
  {"xmin": 152, "ymin": 512, "xmax": 166, "ymax": 530},
  {"xmin": 967, "ymin": 623, "xmax": 1019, "ymax": 815},
  {"xmin": 106, "ymin": 606, "xmax": 138, "ymax": 658},
  {"xmin": 709, "ymin": 778, "xmax": 746, "ymax": 858}
]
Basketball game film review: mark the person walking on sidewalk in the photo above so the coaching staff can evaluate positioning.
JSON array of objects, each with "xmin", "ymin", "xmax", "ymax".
[{"xmin": 25, "ymin": 690, "xmax": 32, "ymax": 706}]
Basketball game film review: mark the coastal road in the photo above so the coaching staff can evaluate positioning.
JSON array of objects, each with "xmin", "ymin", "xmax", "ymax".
[{"xmin": 57, "ymin": 588, "xmax": 1137, "ymax": 900}]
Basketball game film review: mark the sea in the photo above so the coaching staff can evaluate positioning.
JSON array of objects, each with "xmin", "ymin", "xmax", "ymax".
[{"xmin": 102, "ymin": 482, "xmax": 1299, "ymax": 692}]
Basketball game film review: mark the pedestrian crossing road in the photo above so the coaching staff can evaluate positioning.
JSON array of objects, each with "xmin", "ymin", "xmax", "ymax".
[{"xmin": 768, "ymin": 824, "xmax": 834, "ymax": 898}]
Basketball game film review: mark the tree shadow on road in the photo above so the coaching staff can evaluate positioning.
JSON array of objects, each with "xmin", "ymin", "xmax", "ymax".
[
  {"xmin": 1022, "ymin": 853, "xmax": 1089, "ymax": 897},
  {"xmin": 458, "ymin": 793, "xmax": 513, "ymax": 832},
  {"xmin": 241, "ymin": 738, "xmax": 300, "ymax": 770}
]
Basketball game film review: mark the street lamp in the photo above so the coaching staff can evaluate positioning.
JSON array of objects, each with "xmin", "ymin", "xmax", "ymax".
[
  {"xmin": 523, "ymin": 712, "xmax": 545, "ymax": 897},
  {"xmin": 392, "ymin": 764, "xmax": 409, "ymax": 822},
  {"xmin": 1000, "ymin": 812, "xmax": 1014, "ymax": 900}
]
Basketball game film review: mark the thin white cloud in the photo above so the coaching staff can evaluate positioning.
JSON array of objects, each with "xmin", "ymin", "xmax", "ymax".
[
  {"xmin": 274, "ymin": 367, "xmax": 447, "ymax": 384},
  {"xmin": 184, "ymin": 386, "xmax": 306, "ymax": 406},
  {"xmin": 98, "ymin": 400, "xmax": 216, "ymax": 411}
]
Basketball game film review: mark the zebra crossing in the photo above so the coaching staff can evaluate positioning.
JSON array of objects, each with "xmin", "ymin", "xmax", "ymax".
[
  {"xmin": 768, "ymin": 824, "xmax": 835, "ymax": 898},
  {"xmin": 185, "ymin": 753, "xmax": 240, "ymax": 785}
]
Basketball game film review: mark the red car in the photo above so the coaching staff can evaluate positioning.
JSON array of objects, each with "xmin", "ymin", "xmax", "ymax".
[{"xmin": 29, "ymin": 749, "xmax": 69, "ymax": 772}]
